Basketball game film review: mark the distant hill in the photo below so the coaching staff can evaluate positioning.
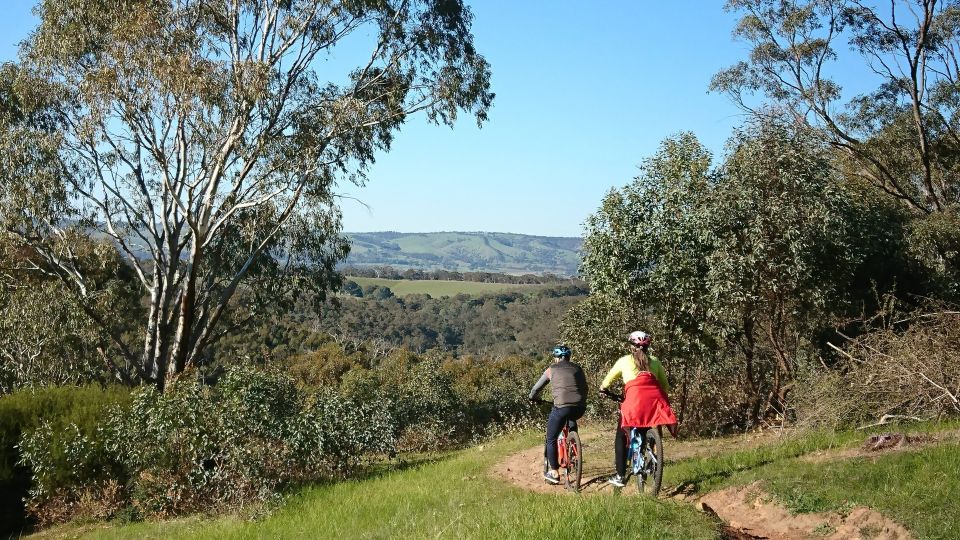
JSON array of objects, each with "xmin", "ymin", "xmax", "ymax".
[{"xmin": 343, "ymin": 232, "xmax": 582, "ymax": 276}]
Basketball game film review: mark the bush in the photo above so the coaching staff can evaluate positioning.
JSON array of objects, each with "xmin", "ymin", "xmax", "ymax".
[
  {"xmin": 18, "ymin": 366, "xmax": 395, "ymax": 523},
  {"xmin": 0, "ymin": 385, "xmax": 129, "ymax": 534},
  {"xmin": 445, "ymin": 355, "xmax": 541, "ymax": 433},
  {"xmin": 289, "ymin": 342, "xmax": 544, "ymax": 450}
]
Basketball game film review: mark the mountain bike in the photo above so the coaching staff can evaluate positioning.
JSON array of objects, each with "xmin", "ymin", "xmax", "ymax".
[
  {"xmin": 532, "ymin": 398, "xmax": 582, "ymax": 492},
  {"xmin": 600, "ymin": 390, "xmax": 664, "ymax": 496}
]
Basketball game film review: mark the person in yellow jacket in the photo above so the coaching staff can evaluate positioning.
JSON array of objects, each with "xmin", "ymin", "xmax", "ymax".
[
  {"xmin": 599, "ymin": 331, "xmax": 670, "ymax": 395},
  {"xmin": 599, "ymin": 330, "xmax": 677, "ymax": 487}
]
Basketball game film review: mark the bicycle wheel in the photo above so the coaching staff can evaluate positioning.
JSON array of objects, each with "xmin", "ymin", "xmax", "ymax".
[
  {"xmin": 637, "ymin": 427, "xmax": 664, "ymax": 496},
  {"xmin": 563, "ymin": 431, "xmax": 582, "ymax": 491}
]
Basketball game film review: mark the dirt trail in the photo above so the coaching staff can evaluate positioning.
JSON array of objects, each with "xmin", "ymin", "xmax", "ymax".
[
  {"xmin": 490, "ymin": 424, "xmax": 918, "ymax": 539},
  {"xmin": 491, "ymin": 422, "xmax": 785, "ymax": 495},
  {"xmin": 701, "ymin": 483, "xmax": 912, "ymax": 540}
]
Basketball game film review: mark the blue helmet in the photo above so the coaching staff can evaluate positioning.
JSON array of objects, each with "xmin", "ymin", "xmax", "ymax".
[{"xmin": 552, "ymin": 345, "xmax": 571, "ymax": 359}]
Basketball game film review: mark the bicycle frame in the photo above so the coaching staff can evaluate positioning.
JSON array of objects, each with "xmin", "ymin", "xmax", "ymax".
[
  {"xmin": 556, "ymin": 423, "xmax": 572, "ymax": 468},
  {"xmin": 628, "ymin": 427, "xmax": 644, "ymax": 474},
  {"xmin": 533, "ymin": 398, "xmax": 580, "ymax": 485},
  {"xmin": 601, "ymin": 389, "xmax": 664, "ymax": 495}
]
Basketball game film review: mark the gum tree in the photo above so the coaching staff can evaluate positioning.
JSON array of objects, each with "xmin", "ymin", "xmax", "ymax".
[
  {"xmin": 712, "ymin": 0, "xmax": 960, "ymax": 288},
  {"xmin": 574, "ymin": 133, "xmax": 716, "ymax": 423},
  {"xmin": 0, "ymin": 0, "xmax": 493, "ymax": 389},
  {"xmin": 575, "ymin": 124, "xmax": 868, "ymax": 426}
]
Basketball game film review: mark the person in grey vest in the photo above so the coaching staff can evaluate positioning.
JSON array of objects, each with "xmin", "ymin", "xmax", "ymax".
[{"xmin": 528, "ymin": 345, "xmax": 588, "ymax": 484}]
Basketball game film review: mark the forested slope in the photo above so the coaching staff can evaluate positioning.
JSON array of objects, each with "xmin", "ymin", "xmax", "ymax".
[{"xmin": 344, "ymin": 232, "xmax": 582, "ymax": 276}]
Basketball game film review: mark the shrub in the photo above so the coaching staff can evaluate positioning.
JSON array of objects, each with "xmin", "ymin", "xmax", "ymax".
[
  {"xmin": 292, "ymin": 342, "xmax": 544, "ymax": 450},
  {"xmin": 0, "ymin": 385, "xmax": 129, "ymax": 533},
  {"xmin": 114, "ymin": 366, "xmax": 394, "ymax": 516},
  {"xmin": 19, "ymin": 366, "xmax": 395, "ymax": 523},
  {"xmin": 445, "ymin": 355, "xmax": 541, "ymax": 431}
]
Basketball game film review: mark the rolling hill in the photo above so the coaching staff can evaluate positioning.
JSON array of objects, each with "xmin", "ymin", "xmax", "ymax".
[{"xmin": 343, "ymin": 231, "xmax": 582, "ymax": 276}]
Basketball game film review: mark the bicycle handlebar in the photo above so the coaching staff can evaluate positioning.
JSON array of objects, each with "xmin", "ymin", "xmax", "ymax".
[
  {"xmin": 599, "ymin": 389, "xmax": 624, "ymax": 403},
  {"xmin": 529, "ymin": 397, "xmax": 552, "ymax": 405}
]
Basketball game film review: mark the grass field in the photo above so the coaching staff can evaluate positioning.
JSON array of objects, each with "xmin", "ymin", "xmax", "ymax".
[
  {"xmin": 346, "ymin": 276, "xmax": 540, "ymax": 297},
  {"xmin": 52, "ymin": 433, "xmax": 718, "ymax": 540},
  {"xmin": 32, "ymin": 421, "xmax": 960, "ymax": 539}
]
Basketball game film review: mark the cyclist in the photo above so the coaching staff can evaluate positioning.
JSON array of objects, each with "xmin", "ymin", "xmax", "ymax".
[
  {"xmin": 599, "ymin": 330, "xmax": 678, "ymax": 487},
  {"xmin": 529, "ymin": 345, "xmax": 588, "ymax": 485}
]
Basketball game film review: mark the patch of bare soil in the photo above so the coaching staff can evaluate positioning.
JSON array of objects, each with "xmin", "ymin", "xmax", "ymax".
[
  {"xmin": 699, "ymin": 483, "xmax": 913, "ymax": 540},
  {"xmin": 490, "ymin": 428, "xmax": 616, "ymax": 495}
]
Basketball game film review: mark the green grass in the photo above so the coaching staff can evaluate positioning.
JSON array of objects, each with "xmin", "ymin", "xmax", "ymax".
[
  {"xmin": 665, "ymin": 428, "xmax": 863, "ymax": 494},
  {"xmin": 665, "ymin": 421, "xmax": 960, "ymax": 540},
  {"xmin": 36, "ymin": 421, "xmax": 960, "ymax": 540},
  {"xmin": 745, "ymin": 442, "xmax": 960, "ymax": 540},
  {"xmin": 347, "ymin": 276, "xmax": 539, "ymax": 297},
  {"xmin": 64, "ymin": 433, "xmax": 719, "ymax": 540}
]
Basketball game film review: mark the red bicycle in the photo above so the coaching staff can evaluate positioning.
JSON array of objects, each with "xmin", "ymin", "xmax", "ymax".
[{"xmin": 533, "ymin": 398, "xmax": 583, "ymax": 492}]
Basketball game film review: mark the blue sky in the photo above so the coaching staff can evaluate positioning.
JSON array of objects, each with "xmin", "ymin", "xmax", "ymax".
[{"xmin": 0, "ymin": 2, "xmax": 855, "ymax": 237}]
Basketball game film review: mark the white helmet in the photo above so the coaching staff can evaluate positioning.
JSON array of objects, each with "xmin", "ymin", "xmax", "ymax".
[{"xmin": 627, "ymin": 330, "xmax": 652, "ymax": 347}]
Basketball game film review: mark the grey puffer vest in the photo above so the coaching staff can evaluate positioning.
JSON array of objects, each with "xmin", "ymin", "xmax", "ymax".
[{"xmin": 551, "ymin": 360, "xmax": 587, "ymax": 408}]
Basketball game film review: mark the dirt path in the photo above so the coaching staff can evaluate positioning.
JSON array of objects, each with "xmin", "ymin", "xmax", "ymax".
[
  {"xmin": 490, "ymin": 424, "xmax": 918, "ymax": 539},
  {"xmin": 700, "ymin": 483, "xmax": 912, "ymax": 540},
  {"xmin": 490, "ymin": 422, "xmax": 786, "ymax": 495},
  {"xmin": 493, "ymin": 428, "xmax": 614, "ymax": 495}
]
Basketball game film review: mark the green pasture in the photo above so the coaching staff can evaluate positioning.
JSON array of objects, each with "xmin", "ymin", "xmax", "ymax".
[{"xmin": 346, "ymin": 276, "xmax": 539, "ymax": 297}]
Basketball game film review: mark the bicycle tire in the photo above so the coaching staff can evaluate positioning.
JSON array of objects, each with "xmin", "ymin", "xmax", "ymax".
[
  {"xmin": 638, "ymin": 427, "xmax": 664, "ymax": 496},
  {"xmin": 564, "ymin": 430, "xmax": 582, "ymax": 492}
]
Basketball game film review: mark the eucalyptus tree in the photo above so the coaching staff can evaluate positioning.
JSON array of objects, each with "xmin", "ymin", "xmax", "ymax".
[
  {"xmin": 0, "ymin": 0, "xmax": 493, "ymax": 389},
  {"xmin": 707, "ymin": 121, "xmax": 864, "ymax": 420},
  {"xmin": 575, "ymin": 133, "xmax": 716, "ymax": 422},
  {"xmin": 575, "ymin": 124, "xmax": 869, "ymax": 426},
  {"xmin": 712, "ymin": 0, "xmax": 960, "ymax": 289}
]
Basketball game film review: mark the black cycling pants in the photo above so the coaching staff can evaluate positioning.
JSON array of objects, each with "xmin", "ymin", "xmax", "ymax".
[
  {"xmin": 545, "ymin": 404, "xmax": 585, "ymax": 470},
  {"xmin": 615, "ymin": 426, "xmax": 648, "ymax": 476}
]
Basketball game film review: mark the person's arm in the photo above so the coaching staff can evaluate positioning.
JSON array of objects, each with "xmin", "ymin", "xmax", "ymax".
[
  {"xmin": 649, "ymin": 356, "xmax": 670, "ymax": 395},
  {"xmin": 599, "ymin": 358, "xmax": 624, "ymax": 391},
  {"xmin": 529, "ymin": 367, "xmax": 551, "ymax": 400}
]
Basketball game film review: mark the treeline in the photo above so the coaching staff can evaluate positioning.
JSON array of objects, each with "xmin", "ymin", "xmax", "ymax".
[
  {"xmin": 340, "ymin": 265, "xmax": 581, "ymax": 285},
  {"xmin": 567, "ymin": 122, "xmax": 960, "ymax": 435},
  {"xmin": 214, "ymin": 284, "xmax": 589, "ymax": 362}
]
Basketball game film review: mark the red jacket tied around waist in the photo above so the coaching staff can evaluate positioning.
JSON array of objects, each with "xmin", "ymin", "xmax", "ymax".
[{"xmin": 619, "ymin": 372, "xmax": 678, "ymax": 431}]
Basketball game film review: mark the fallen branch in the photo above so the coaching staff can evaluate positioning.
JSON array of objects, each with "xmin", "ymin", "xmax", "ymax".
[
  {"xmin": 826, "ymin": 341, "xmax": 859, "ymax": 362},
  {"xmin": 856, "ymin": 414, "xmax": 925, "ymax": 431}
]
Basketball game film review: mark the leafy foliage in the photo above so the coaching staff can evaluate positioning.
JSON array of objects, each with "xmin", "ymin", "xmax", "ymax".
[
  {"xmin": 214, "ymin": 284, "xmax": 587, "ymax": 363},
  {"xmin": 0, "ymin": 385, "xmax": 129, "ymax": 534},
  {"xmin": 714, "ymin": 0, "xmax": 960, "ymax": 285},
  {"xmin": 1, "ymin": 0, "xmax": 493, "ymax": 388},
  {"xmin": 18, "ymin": 366, "xmax": 394, "ymax": 523},
  {"xmin": 0, "ymin": 235, "xmax": 142, "ymax": 392},
  {"xmin": 574, "ymin": 122, "xmax": 902, "ymax": 429},
  {"xmin": 287, "ymin": 344, "xmax": 542, "ymax": 452}
]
